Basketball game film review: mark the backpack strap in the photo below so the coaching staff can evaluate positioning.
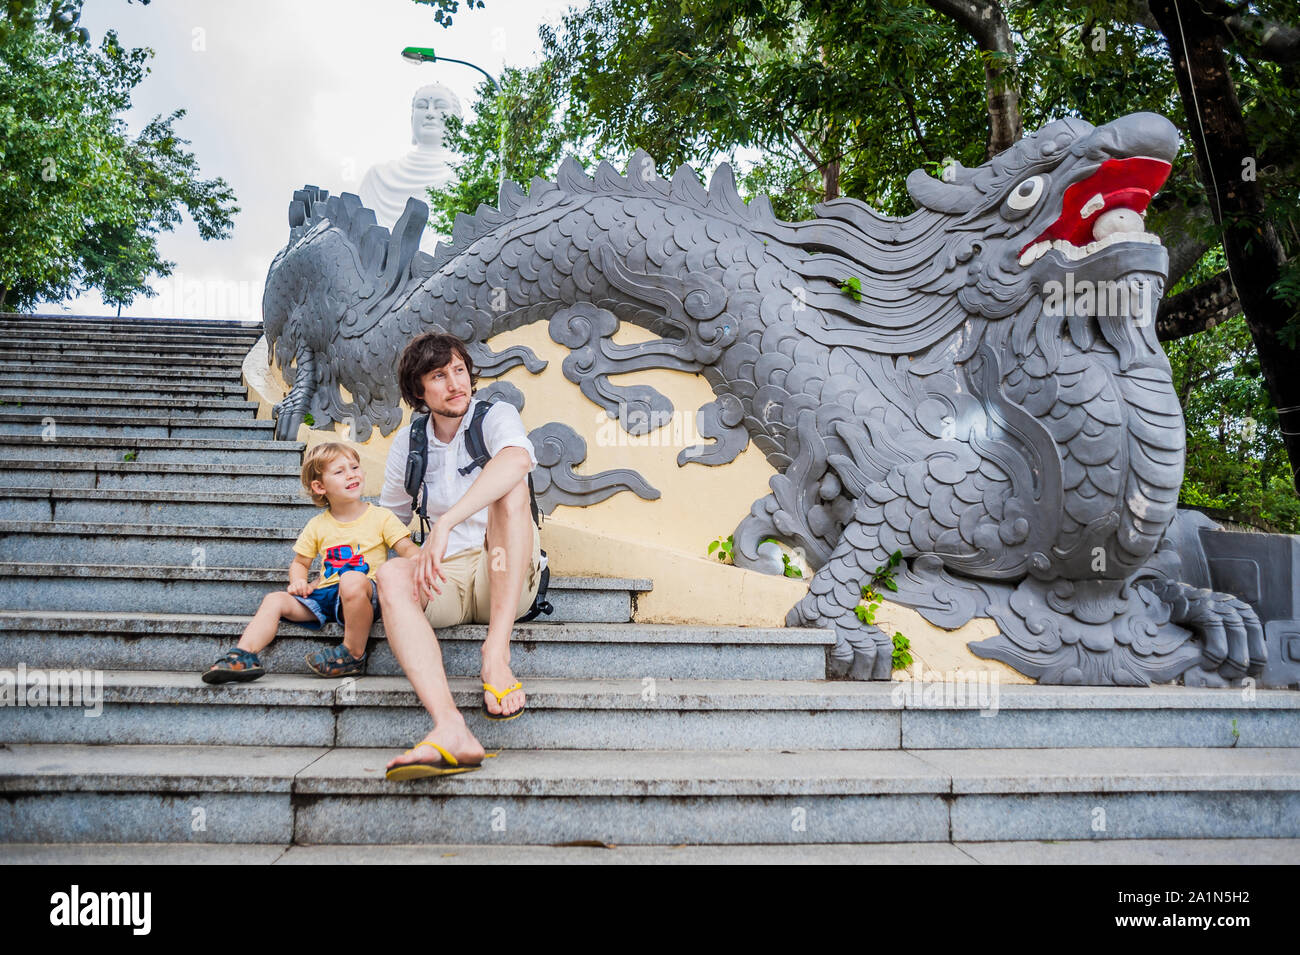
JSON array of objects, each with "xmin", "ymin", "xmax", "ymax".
[
  {"xmin": 526, "ymin": 470, "xmax": 541, "ymax": 526},
  {"xmin": 516, "ymin": 558, "xmax": 553, "ymax": 622},
  {"xmin": 456, "ymin": 400, "xmax": 496, "ymax": 477},
  {"xmin": 457, "ymin": 400, "xmax": 542, "ymax": 526},
  {"xmin": 403, "ymin": 413, "xmax": 430, "ymax": 544}
]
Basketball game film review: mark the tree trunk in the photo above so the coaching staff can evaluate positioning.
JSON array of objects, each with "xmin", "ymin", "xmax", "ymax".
[
  {"xmin": 822, "ymin": 158, "xmax": 840, "ymax": 202},
  {"xmin": 1156, "ymin": 270, "xmax": 1238, "ymax": 340},
  {"xmin": 981, "ymin": 49, "xmax": 1021, "ymax": 158},
  {"xmin": 1148, "ymin": 0, "xmax": 1300, "ymax": 486},
  {"xmin": 925, "ymin": 0, "xmax": 1023, "ymax": 157}
]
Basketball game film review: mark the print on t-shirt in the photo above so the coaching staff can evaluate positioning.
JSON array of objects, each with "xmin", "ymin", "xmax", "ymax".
[{"xmin": 324, "ymin": 543, "xmax": 369, "ymax": 578}]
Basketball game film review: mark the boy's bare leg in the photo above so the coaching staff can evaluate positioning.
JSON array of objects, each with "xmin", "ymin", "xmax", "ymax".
[
  {"xmin": 337, "ymin": 570, "xmax": 374, "ymax": 658},
  {"xmin": 481, "ymin": 476, "xmax": 532, "ymax": 717},
  {"xmin": 376, "ymin": 557, "xmax": 485, "ymax": 769},
  {"xmin": 237, "ymin": 592, "xmax": 317, "ymax": 655}
]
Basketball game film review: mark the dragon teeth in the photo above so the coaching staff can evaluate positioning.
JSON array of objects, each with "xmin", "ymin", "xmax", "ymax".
[
  {"xmin": 1018, "ymin": 241, "xmax": 1052, "ymax": 266},
  {"xmin": 1080, "ymin": 192, "xmax": 1106, "ymax": 218},
  {"xmin": 1018, "ymin": 231, "xmax": 1161, "ymax": 267}
]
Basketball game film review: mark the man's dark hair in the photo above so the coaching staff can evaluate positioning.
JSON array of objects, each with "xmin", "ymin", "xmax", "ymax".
[{"xmin": 398, "ymin": 332, "xmax": 478, "ymax": 411}]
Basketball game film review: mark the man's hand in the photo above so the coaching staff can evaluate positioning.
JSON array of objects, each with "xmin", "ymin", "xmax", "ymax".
[
  {"xmin": 287, "ymin": 579, "xmax": 315, "ymax": 597},
  {"xmin": 413, "ymin": 522, "xmax": 451, "ymax": 603}
]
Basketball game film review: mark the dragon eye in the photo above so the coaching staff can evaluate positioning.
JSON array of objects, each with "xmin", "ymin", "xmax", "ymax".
[{"xmin": 1008, "ymin": 176, "xmax": 1045, "ymax": 210}]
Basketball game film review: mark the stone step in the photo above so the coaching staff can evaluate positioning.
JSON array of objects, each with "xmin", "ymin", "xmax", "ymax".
[
  {"xmin": 10, "ymin": 839, "xmax": 1299, "ymax": 864},
  {"xmin": 0, "ymin": 672, "xmax": 925, "ymax": 750},
  {"xmin": 0, "ymin": 612, "xmax": 824, "ymax": 681},
  {"xmin": 0, "ymin": 413, "xmax": 272, "ymax": 440},
  {"xmin": 0, "ymin": 486, "xmax": 315, "ymax": 526},
  {"xmin": 0, "ymin": 459, "xmax": 301, "ymax": 492},
  {"xmin": 0, "ymin": 565, "xmax": 650, "ymax": 619},
  {"xmin": 0, "ymin": 521, "xmax": 302, "ymax": 566},
  {"xmin": 0, "ymin": 337, "xmax": 259, "ymax": 353},
  {"xmin": 0, "ymin": 362, "xmax": 246, "ymax": 383},
  {"xmin": 0, "ymin": 394, "xmax": 259, "ymax": 417},
  {"xmin": 0, "ymin": 351, "xmax": 247, "ymax": 370},
  {"xmin": 0, "ymin": 377, "xmax": 246, "ymax": 399},
  {"xmin": 0, "ymin": 338, "xmax": 253, "ymax": 358},
  {"xmin": 2, "ymin": 743, "xmax": 1295, "ymax": 844},
  {"xmin": 0, "ymin": 335, "xmax": 254, "ymax": 353},
  {"xmin": 5, "ymin": 670, "xmax": 1298, "ymax": 751},
  {"xmin": 1, "ymin": 656, "xmax": 1292, "ymax": 746},
  {"xmin": 0, "ymin": 434, "xmax": 302, "ymax": 464},
  {"xmin": 0, "ymin": 313, "xmax": 263, "ymax": 334},
  {"xmin": 0, "ymin": 329, "xmax": 263, "ymax": 348}
]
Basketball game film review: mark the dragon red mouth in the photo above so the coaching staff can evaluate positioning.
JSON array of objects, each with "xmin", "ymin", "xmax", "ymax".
[{"xmin": 1018, "ymin": 156, "xmax": 1173, "ymax": 264}]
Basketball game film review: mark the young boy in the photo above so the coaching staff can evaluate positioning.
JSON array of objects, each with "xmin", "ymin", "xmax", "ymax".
[{"xmin": 201, "ymin": 442, "xmax": 420, "ymax": 684}]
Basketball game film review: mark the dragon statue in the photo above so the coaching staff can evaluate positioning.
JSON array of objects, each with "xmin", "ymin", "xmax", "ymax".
[{"xmin": 263, "ymin": 111, "xmax": 1276, "ymax": 687}]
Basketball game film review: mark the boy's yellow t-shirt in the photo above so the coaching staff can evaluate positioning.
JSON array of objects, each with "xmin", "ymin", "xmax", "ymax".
[{"xmin": 292, "ymin": 503, "xmax": 411, "ymax": 587}]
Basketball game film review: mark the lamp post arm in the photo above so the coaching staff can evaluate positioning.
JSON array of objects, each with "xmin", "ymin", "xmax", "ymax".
[{"xmin": 434, "ymin": 55, "xmax": 497, "ymax": 89}]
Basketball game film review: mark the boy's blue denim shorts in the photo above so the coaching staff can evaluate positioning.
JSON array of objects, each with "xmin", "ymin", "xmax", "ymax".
[{"xmin": 290, "ymin": 574, "xmax": 380, "ymax": 630}]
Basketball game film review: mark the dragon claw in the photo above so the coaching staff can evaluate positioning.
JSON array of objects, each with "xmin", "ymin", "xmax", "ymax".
[
  {"xmin": 787, "ymin": 588, "xmax": 892, "ymax": 681},
  {"xmin": 1152, "ymin": 579, "xmax": 1266, "ymax": 680}
]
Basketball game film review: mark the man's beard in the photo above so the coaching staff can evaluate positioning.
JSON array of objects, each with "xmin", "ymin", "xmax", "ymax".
[{"xmin": 428, "ymin": 394, "xmax": 469, "ymax": 420}]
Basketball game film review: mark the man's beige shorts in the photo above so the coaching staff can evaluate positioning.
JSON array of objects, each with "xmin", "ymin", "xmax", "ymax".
[{"xmin": 422, "ymin": 522, "xmax": 543, "ymax": 628}]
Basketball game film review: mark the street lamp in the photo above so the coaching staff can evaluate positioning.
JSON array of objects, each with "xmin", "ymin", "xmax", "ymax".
[
  {"xmin": 401, "ymin": 46, "xmax": 505, "ymax": 184},
  {"xmin": 401, "ymin": 47, "xmax": 498, "ymax": 89}
]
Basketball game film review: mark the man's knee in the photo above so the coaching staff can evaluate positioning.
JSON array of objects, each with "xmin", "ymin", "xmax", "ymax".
[{"xmin": 376, "ymin": 558, "xmax": 414, "ymax": 597}]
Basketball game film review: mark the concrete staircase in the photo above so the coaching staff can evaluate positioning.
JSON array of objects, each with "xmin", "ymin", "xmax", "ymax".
[{"xmin": 1, "ymin": 313, "xmax": 1298, "ymax": 857}]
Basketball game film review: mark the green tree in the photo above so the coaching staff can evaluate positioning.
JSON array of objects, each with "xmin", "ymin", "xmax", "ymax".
[
  {"xmin": 541, "ymin": 0, "xmax": 993, "ymax": 213},
  {"xmin": 0, "ymin": 2, "xmax": 238, "ymax": 312},
  {"xmin": 425, "ymin": 62, "xmax": 602, "ymax": 238}
]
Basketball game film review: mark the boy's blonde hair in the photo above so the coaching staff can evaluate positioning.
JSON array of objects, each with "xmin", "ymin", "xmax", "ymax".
[{"xmin": 301, "ymin": 442, "xmax": 361, "ymax": 507}]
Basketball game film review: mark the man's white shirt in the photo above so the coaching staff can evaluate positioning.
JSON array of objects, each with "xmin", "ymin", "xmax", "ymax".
[{"xmin": 379, "ymin": 396, "xmax": 538, "ymax": 558}]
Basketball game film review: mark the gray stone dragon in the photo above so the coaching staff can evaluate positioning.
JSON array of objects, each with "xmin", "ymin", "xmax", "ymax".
[{"xmin": 263, "ymin": 111, "xmax": 1271, "ymax": 686}]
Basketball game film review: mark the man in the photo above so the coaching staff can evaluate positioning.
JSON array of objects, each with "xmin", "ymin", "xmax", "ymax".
[{"xmin": 376, "ymin": 332, "xmax": 543, "ymax": 777}]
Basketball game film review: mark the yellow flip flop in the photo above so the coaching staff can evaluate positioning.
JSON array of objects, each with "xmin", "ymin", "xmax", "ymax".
[
  {"xmin": 482, "ymin": 681, "xmax": 526, "ymax": 721},
  {"xmin": 384, "ymin": 740, "xmax": 482, "ymax": 781}
]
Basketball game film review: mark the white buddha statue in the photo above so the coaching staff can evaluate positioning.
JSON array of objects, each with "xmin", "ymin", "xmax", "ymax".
[{"xmin": 359, "ymin": 82, "xmax": 462, "ymax": 247}]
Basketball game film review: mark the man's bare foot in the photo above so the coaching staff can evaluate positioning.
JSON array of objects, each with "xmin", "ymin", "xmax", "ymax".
[
  {"xmin": 385, "ymin": 720, "xmax": 486, "ymax": 771},
  {"xmin": 481, "ymin": 649, "xmax": 525, "ymax": 717}
]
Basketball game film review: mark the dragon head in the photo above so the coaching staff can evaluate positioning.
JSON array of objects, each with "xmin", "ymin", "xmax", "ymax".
[{"xmin": 906, "ymin": 112, "xmax": 1178, "ymax": 370}]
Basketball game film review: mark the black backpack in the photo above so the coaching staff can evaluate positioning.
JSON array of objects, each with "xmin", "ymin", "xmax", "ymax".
[{"xmin": 403, "ymin": 399, "xmax": 554, "ymax": 622}]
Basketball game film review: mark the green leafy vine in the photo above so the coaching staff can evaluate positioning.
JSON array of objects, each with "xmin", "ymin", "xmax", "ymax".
[
  {"xmin": 707, "ymin": 534, "xmax": 804, "ymax": 578},
  {"xmin": 853, "ymin": 550, "xmax": 911, "ymax": 669}
]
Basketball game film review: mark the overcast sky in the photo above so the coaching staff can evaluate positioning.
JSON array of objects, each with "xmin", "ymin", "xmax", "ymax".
[{"xmin": 55, "ymin": 0, "xmax": 579, "ymax": 319}]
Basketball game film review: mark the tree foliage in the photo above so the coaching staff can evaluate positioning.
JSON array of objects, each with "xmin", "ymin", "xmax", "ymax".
[
  {"xmin": 1165, "ymin": 245, "xmax": 1300, "ymax": 531},
  {"xmin": 425, "ymin": 62, "xmax": 603, "ymax": 238},
  {"xmin": 542, "ymin": 0, "xmax": 994, "ymax": 214},
  {"xmin": 0, "ymin": 1, "xmax": 238, "ymax": 311},
  {"xmin": 412, "ymin": 0, "xmax": 485, "ymax": 28}
]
